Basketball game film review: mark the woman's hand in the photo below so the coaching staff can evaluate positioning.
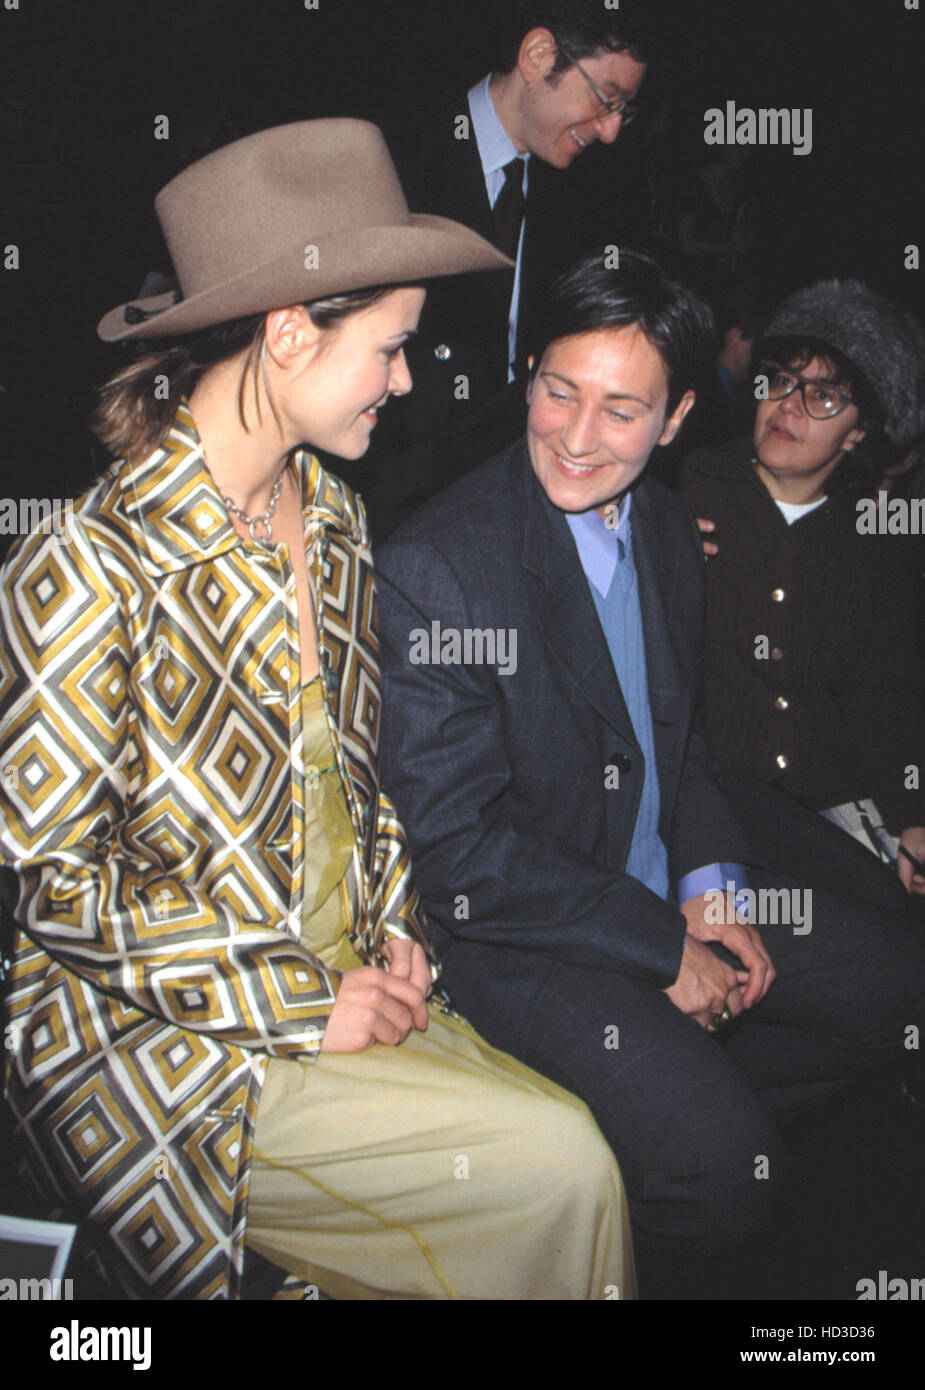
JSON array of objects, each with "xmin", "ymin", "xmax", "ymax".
[
  {"xmin": 682, "ymin": 890, "xmax": 776, "ymax": 1009},
  {"xmin": 897, "ymin": 827, "xmax": 925, "ymax": 896},
  {"xmin": 320, "ymin": 966, "xmax": 428, "ymax": 1053},
  {"xmin": 664, "ymin": 935, "xmax": 744, "ymax": 1030},
  {"xmin": 381, "ymin": 937, "xmax": 433, "ymax": 998}
]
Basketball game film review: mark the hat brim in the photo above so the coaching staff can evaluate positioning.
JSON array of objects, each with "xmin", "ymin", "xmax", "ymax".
[{"xmin": 97, "ymin": 215, "xmax": 512, "ymax": 342}]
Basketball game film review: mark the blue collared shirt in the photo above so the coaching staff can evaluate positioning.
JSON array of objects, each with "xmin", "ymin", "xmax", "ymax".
[
  {"xmin": 566, "ymin": 498, "xmax": 746, "ymax": 904},
  {"xmin": 467, "ymin": 74, "xmax": 529, "ymax": 379}
]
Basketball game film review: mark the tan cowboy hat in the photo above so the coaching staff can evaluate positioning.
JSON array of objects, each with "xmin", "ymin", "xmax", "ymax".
[{"xmin": 97, "ymin": 119, "xmax": 512, "ymax": 342}]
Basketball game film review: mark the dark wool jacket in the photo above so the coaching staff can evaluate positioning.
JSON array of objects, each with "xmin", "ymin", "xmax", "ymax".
[
  {"xmin": 680, "ymin": 437, "xmax": 925, "ymax": 834},
  {"xmin": 376, "ymin": 442, "xmax": 754, "ymax": 1058}
]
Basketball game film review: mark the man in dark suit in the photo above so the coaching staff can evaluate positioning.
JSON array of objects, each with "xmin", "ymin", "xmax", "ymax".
[
  {"xmin": 375, "ymin": 251, "xmax": 925, "ymax": 1298},
  {"xmin": 337, "ymin": 1, "xmax": 656, "ymax": 540}
]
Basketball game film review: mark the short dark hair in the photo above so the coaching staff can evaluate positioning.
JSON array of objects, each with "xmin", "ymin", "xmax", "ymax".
[
  {"xmin": 528, "ymin": 249, "xmax": 714, "ymax": 416},
  {"xmin": 496, "ymin": 0, "xmax": 657, "ymax": 75},
  {"xmin": 755, "ymin": 336, "xmax": 889, "ymax": 498}
]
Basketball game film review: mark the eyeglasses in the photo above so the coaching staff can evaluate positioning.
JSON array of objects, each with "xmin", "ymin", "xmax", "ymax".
[
  {"xmin": 763, "ymin": 366, "xmax": 854, "ymax": 420},
  {"xmin": 557, "ymin": 44, "xmax": 638, "ymax": 126}
]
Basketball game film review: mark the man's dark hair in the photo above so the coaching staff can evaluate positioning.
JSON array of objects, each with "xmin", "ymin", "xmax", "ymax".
[
  {"xmin": 528, "ymin": 249, "xmax": 714, "ymax": 416},
  {"xmin": 496, "ymin": 0, "xmax": 657, "ymax": 75}
]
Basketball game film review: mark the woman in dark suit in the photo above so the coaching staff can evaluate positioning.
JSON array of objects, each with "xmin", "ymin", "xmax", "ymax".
[{"xmin": 376, "ymin": 250, "xmax": 925, "ymax": 1298}]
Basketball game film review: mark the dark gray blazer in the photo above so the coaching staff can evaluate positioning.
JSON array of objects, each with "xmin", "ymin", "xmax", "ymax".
[{"xmin": 375, "ymin": 440, "xmax": 753, "ymax": 1051}]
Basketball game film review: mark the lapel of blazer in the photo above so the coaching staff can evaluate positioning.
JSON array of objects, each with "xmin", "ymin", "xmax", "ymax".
[
  {"xmin": 450, "ymin": 107, "xmax": 496, "ymax": 240},
  {"xmin": 520, "ymin": 456, "xmax": 688, "ymax": 815},
  {"xmin": 629, "ymin": 479, "xmax": 685, "ymax": 731},
  {"xmin": 438, "ymin": 92, "xmax": 515, "ymax": 314},
  {"xmin": 519, "ymin": 450, "xmax": 634, "ymax": 740},
  {"xmin": 520, "ymin": 457, "xmax": 689, "ymax": 864}
]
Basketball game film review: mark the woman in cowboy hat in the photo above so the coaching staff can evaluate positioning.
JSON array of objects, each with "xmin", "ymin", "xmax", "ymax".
[
  {"xmin": 0, "ymin": 119, "xmax": 633, "ymax": 1300},
  {"xmin": 680, "ymin": 278, "xmax": 925, "ymax": 908}
]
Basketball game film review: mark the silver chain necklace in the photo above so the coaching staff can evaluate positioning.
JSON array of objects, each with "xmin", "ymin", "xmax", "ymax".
[{"xmin": 223, "ymin": 470, "xmax": 285, "ymax": 544}]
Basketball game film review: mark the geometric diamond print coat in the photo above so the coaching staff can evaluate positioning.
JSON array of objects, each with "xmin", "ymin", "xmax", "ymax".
[{"xmin": 0, "ymin": 402, "xmax": 439, "ymax": 1298}]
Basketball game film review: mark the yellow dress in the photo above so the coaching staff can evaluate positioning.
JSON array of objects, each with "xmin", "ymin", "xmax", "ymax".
[{"xmin": 245, "ymin": 681, "xmax": 636, "ymax": 1300}]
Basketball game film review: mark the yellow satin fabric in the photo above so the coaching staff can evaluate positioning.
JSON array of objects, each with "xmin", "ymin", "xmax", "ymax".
[
  {"xmin": 246, "ymin": 683, "xmax": 636, "ymax": 1300},
  {"xmin": 297, "ymin": 678, "xmax": 362, "ymax": 973}
]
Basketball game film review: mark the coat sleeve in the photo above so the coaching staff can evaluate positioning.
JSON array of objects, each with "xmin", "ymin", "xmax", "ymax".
[
  {"xmin": 376, "ymin": 537, "xmax": 687, "ymax": 986},
  {"xmin": 0, "ymin": 521, "xmax": 339, "ymax": 1060}
]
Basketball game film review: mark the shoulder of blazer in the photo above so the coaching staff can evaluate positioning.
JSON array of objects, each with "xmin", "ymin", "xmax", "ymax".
[
  {"xmin": 382, "ymin": 440, "xmax": 528, "ymax": 559},
  {"xmin": 387, "ymin": 91, "xmax": 493, "ymax": 235},
  {"xmin": 635, "ymin": 470, "xmax": 696, "ymax": 532},
  {"xmin": 384, "ymin": 447, "xmax": 693, "ymax": 577},
  {"xmin": 632, "ymin": 471, "xmax": 705, "ymax": 573},
  {"xmin": 681, "ymin": 434, "xmax": 755, "ymax": 483}
]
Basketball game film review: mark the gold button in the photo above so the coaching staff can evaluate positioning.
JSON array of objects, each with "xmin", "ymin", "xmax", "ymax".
[
  {"xmin": 771, "ymin": 588, "xmax": 785, "ymax": 602},
  {"xmin": 774, "ymin": 696, "xmax": 789, "ymax": 710},
  {"xmin": 770, "ymin": 647, "xmax": 783, "ymax": 661},
  {"xmin": 776, "ymin": 754, "xmax": 789, "ymax": 769}
]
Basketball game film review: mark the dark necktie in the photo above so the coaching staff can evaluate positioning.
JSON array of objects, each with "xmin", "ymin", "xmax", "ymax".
[{"xmin": 492, "ymin": 157, "xmax": 526, "ymax": 260}]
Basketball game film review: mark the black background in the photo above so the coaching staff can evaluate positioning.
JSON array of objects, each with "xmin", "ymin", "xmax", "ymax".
[{"xmin": 1, "ymin": 0, "xmax": 922, "ymax": 518}]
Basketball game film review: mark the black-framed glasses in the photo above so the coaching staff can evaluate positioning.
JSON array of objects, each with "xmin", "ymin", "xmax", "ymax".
[
  {"xmin": 557, "ymin": 44, "xmax": 638, "ymax": 126},
  {"xmin": 762, "ymin": 365, "xmax": 854, "ymax": 420}
]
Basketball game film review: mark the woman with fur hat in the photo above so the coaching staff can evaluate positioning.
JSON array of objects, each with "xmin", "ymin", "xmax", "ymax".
[
  {"xmin": 0, "ymin": 120, "xmax": 634, "ymax": 1300},
  {"xmin": 681, "ymin": 278, "xmax": 925, "ymax": 905}
]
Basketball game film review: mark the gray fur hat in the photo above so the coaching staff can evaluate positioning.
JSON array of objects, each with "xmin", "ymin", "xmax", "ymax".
[{"xmin": 763, "ymin": 279, "xmax": 925, "ymax": 448}]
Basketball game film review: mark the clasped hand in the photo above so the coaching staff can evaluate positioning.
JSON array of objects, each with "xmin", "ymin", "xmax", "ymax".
[
  {"xmin": 898, "ymin": 827, "xmax": 925, "ymax": 897},
  {"xmin": 665, "ymin": 891, "xmax": 776, "ymax": 1031},
  {"xmin": 320, "ymin": 938, "xmax": 432, "ymax": 1053}
]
